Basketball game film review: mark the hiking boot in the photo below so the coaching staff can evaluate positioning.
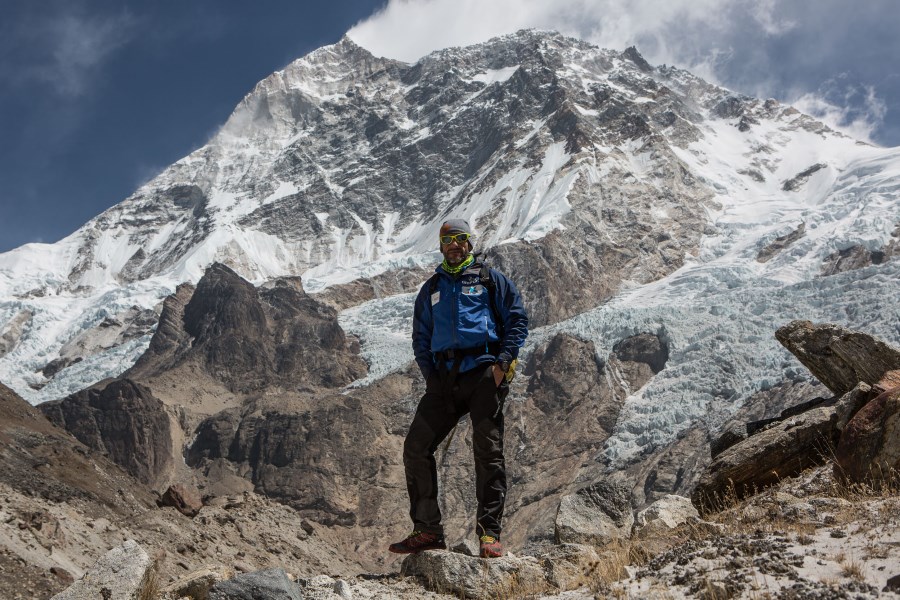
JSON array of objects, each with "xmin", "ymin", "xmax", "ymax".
[
  {"xmin": 479, "ymin": 534, "xmax": 503, "ymax": 558},
  {"xmin": 388, "ymin": 530, "xmax": 446, "ymax": 554}
]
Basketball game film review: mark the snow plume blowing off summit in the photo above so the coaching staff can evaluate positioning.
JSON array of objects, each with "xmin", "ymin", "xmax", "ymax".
[{"xmin": 1, "ymin": 30, "xmax": 899, "ymax": 469}]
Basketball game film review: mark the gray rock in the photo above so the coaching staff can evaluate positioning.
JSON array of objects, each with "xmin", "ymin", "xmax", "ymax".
[
  {"xmin": 401, "ymin": 549, "xmax": 548, "ymax": 599},
  {"xmin": 333, "ymin": 578, "xmax": 353, "ymax": 599},
  {"xmin": 208, "ymin": 568, "xmax": 302, "ymax": 600},
  {"xmin": 51, "ymin": 540, "xmax": 152, "ymax": 600},
  {"xmin": 554, "ymin": 479, "xmax": 633, "ymax": 545},
  {"xmin": 633, "ymin": 495, "xmax": 699, "ymax": 538}
]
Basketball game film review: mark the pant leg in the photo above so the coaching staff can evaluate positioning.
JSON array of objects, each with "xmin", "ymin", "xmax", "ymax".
[
  {"xmin": 466, "ymin": 365, "xmax": 509, "ymax": 538},
  {"xmin": 403, "ymin": 375, "xmax": 462, "ymax": 534}
]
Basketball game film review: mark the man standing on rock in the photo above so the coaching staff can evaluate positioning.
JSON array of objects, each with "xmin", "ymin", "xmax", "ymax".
[{"xmin": 389, "ymin": 219, "xmax": 528, "ymax": 559}]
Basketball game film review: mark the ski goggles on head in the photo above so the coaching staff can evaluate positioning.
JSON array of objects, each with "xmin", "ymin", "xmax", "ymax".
[{"xmin": 440, "ymin": 232, "xmax": 471, "ymax": 245}]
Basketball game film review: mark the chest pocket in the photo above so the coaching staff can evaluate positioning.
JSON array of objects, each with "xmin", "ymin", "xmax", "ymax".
[{"xmin": 461, "ymin": 284, "xmax": 484, "ymax": 296}]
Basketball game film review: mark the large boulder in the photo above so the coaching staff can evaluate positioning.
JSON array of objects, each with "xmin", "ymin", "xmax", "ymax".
[
  {"xmin": 834, "ymin": 386, "xmax": 900, "ymax": 483},
  {"xmin": 633, "ymin": 494, "xmax": 699, "ymax": 539},
  {"xmin": 158, "ymin": 483, "xmax": 203, "ymax": 518},
  {"xmin": 402, "ymin": 550, "xmax": 548, "ymax": 599},
  {"xmin": 775, "ymin": 321, "xmax": 900, "ymax": 396},
  {"xmin": 51, "ymin": 540, "xmax": 153, "ymax": 600},
  {"xmin": 554, "ymin": 478, "xmax": 633, "ymax": 545},
  {"xmin": 692, "ymin": 383, "xmax": 871, "ymax": 512}
]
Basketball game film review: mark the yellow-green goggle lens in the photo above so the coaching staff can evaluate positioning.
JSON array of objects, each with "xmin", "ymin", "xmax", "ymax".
[{"xmin": 440, "ymin": 232, "xmax": 470, "ymax": 245}]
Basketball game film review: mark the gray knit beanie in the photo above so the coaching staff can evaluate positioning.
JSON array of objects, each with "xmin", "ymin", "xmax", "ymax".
[{"xmin": 439, "ymin": 219, "xmax": 475, "ymax": 251}]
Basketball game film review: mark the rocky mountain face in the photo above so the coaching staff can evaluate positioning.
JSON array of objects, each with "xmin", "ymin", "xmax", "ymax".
[{"xmin": 6, "ymin": 29, "xmax": 898, "ymax": 403}]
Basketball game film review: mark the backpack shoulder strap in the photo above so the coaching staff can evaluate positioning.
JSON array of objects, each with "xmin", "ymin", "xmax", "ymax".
[{"xmin": 478, "ymin": 262, "xmax": 504, "ymax": 339}]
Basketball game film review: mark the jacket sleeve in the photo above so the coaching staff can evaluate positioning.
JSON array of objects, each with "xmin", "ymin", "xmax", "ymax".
[
  {"xmin": 491, "ymin": 269, "xmax": 528, "ymax": 365},
  {"xmin": 411, "ymin": 281, "xmax": 436, "ymax": 379}
]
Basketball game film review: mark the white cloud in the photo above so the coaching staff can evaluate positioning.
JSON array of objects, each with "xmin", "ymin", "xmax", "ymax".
[
  {"xmin": 8, "ymin": 10, "xmax": 138, "ymax": 97},
  {"xmin": 348, "ymin": 0, "xmax": 731, "ymax": 66},
  {"xmin": 750, "ymin": 0, "xmax": 796, "ymax": 35},
  {"xmin": 47, "ymin": 12, "xmax": 137, "ymax": 96},
  {"xmin": 792, "ymin": 84, "xmax": 887, "ymax": 144}
]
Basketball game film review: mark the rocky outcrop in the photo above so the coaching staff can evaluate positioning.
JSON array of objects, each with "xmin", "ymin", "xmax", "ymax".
[
  {"xmin": 39, "ymin": 379, "xmax": 172, "ymax": 486},
  {"xmin": 782, "ymin": 163, "xmax": 827, "ymax": 191},
  {"xmin": 50, "ymin": 540, "xmax": 154, "ymax": 600},
  {"xmin": 127, "ymin": 283, "xmax": 195, "ymax": 375},
  {"xmin": 775, "ymin": 320, "xmax": 900, "ymax": 396},
  {"xmin": 184, "ymin": 381, "xmax": 405, "ymax": 527},
  {"xmin": 757, "ymin": 222, "xmax": 805, "ymax": 263},
  {"xmin": 0, "ymin": 309, "xmax": 33, "ymax": 359},
  {"xmin": 127, "ymin": 263, "xmax": 367, "ymax": 393},
  {"xmin": 695, "ymin": 323, "xmax": 900, "ymax": 509},
  {"xmin": 692, "ymin": 383, "xmax": 871, "ymax": 512},
  {"xmin": 626, "ymin": 425, "xmax": 711, "ymax": 508},
  {"xmin": 821, "ymin": 224, "xmax": 899, "ymax": 276},
  {"xmin": 499, "ymin": 332, "xmax": 660, "ymax": 545}
]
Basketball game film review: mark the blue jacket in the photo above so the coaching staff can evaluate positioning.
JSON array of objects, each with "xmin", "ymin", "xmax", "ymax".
[{"xmin": 412, "ymin": 258, "xmax": 528, "ymax": 378}]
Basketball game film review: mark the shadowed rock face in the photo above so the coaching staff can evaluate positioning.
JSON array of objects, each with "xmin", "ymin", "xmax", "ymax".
[
  {"xmin": 186, "ymin": 398, "xmax": 391, "ymax": 527},
  {"xmin": 0, "ymin": 382, "xmax": 153, "ymax": 509},
  {"xmin": 128, "ymin": 263, "xmax": 367, "ymax": 393},
  {"xmin": 835, "ymin": 387, "xmax": 900, "ymax": 483},
  {"xmin": 39, "ymin": 379, "xmax": 172, "ymax": 486}
]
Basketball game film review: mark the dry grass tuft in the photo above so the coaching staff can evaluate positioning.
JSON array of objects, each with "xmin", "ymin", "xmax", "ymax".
[{"xmin": 839, "ymin": 555, "xmax": 866, "ymax": 581}]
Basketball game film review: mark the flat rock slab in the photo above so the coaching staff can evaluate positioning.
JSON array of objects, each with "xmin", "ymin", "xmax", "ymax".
[
  {"xmin": 51, "ymin": 540, "xmax": 151, "ymax": 600},
  {"xmin": 775, "ymin": 320, "xmax": 900, "ymax": 396},
  {"xmin": 402, "ymin": 550, "xmax": 548, "ymax": 599},
  {"xmin": 692, "ymin": 385, "xmax": 871, "ymax": 513},
  {"xmin": 695, "ymin": 414, "xmax": 822, "ymax": 511}
]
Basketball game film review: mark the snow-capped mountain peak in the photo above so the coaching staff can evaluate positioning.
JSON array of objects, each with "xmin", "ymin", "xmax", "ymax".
[{"xmin": 0, "ymin": 30, "xmax": 897, "ymax": 474}]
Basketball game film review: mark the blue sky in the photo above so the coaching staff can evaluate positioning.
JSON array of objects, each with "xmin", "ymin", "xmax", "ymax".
[{"xmin": 2, "ymin": 0, "xmax": 899, "ymax": 253}]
